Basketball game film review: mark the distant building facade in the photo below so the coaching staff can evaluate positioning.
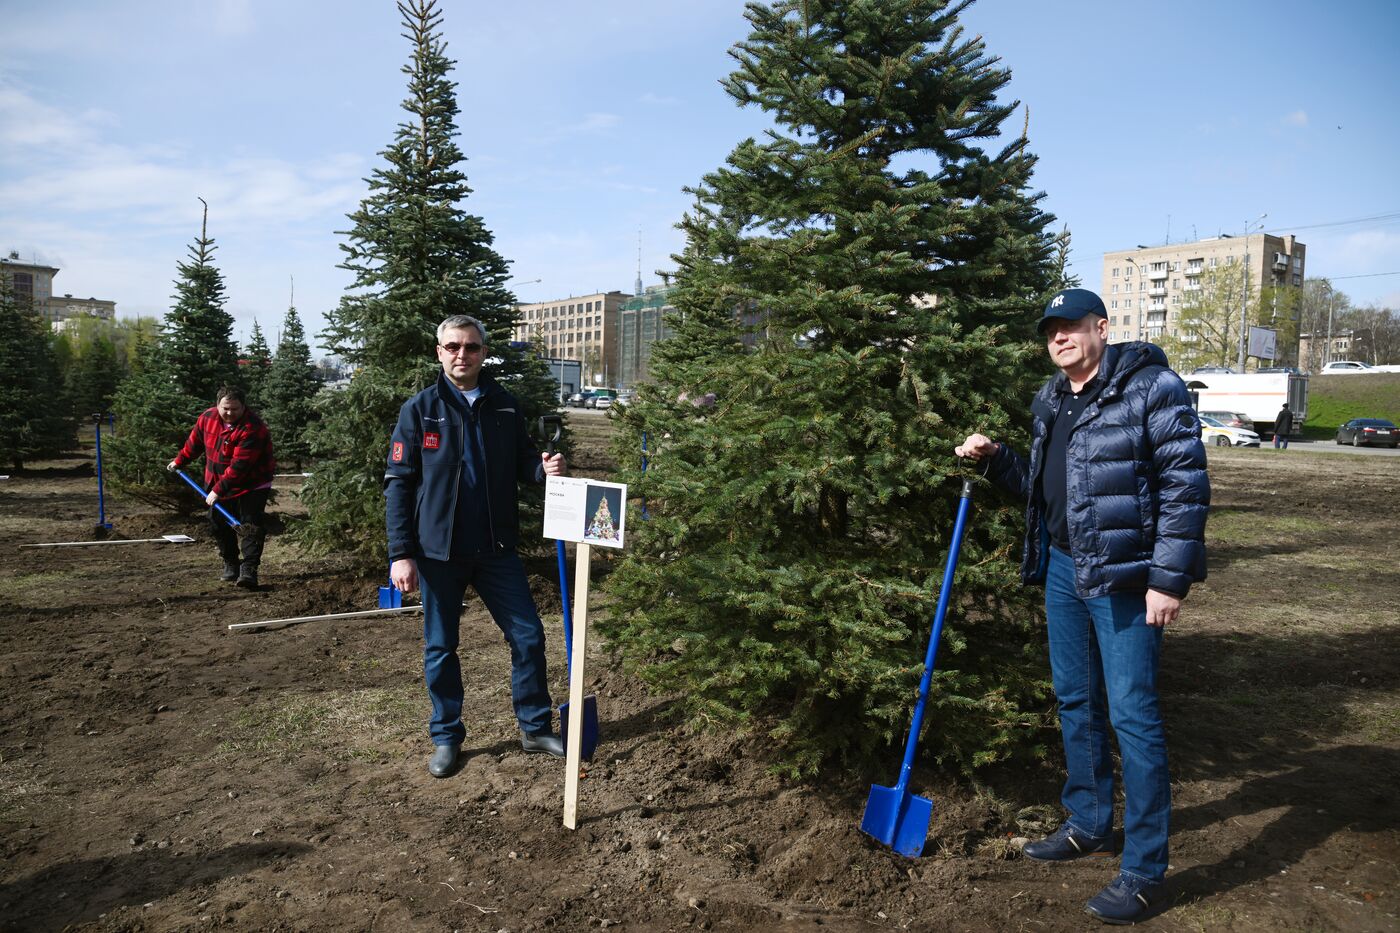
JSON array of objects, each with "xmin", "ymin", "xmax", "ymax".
[
  {"xmin": 1101, "ymin": 233, "xmax": 1305, "ymax": 348},
  {"xmin": 616, "ymin": 284, "xmax": 676, "ymax": 390},
  {"xmin": 1, "ymin": 252, "xmax": 117, "ymax": 328},
  {"xmin": 512, "ymin": 290, "xmax": 628, "ymax": 389}
]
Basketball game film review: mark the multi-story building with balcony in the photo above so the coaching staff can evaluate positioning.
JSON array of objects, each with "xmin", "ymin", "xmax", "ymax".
[
  {"xmin": 511, "ymin": 290, "xmax": 629, "ymax": 389},
  {"xmin": 1, "ymin": 252, "xmax": 118, "ymax": 328},
  {"xmin": 1101, "ymin": 233, "xmax": 1305, "ymax": 357}
]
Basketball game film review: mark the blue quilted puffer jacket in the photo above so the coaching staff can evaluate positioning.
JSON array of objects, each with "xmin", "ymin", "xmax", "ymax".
[{"xmin": 987, "ymin": 341, "xmax": 1210, "ymax": 598}]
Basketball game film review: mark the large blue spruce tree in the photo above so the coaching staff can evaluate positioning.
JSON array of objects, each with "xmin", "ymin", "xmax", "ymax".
[{"xmin": 606, "ymin": 0, "xmax": 1060, "ymax": 775}]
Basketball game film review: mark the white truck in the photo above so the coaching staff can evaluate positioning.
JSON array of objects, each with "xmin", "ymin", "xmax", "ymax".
[{"xmin": 1181, "ymin": 371, "xmax": 1309, "ymax": 436}]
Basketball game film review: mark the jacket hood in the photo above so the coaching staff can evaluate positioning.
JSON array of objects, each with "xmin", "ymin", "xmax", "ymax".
[{"xmin": 1048, "ymin": 341, "xmax": 1171, "ymax": 397}]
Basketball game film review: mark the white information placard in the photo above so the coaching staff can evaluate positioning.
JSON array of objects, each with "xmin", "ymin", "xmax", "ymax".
[{"xmin": 544, "ymin": 476, "xmax": 627, "ymax": 549}]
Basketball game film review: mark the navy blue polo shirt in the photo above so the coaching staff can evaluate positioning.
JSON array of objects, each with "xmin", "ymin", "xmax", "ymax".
[{"xmin": 1042, "ymin": 373, "xmax": 1102, "ymax": 553}]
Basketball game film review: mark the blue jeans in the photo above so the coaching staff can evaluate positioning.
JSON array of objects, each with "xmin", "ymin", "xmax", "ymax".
[
  {"xmin": 1274, "ymin": 434, "xmax": 1289, "ymax": 449},
  {"xmin": 1045, "ymin": 547, "xmax": 1170, "ymax": 883},
  {"xmin": 418, "ymin": 552, "xmax": 553, "ymax": 745}
]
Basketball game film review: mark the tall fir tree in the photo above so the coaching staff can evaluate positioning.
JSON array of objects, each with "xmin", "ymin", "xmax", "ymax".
[
  {"xmin": 0, "ymin": 278, "xmax": 74, "ymax": 469},
  {"xmin": 243, "ymin": 320, "xmax": 273, "ymax": 410},
  {"xmin": 261, "ymin": 305, "xmax": 321, "ymax": 470},
  {"xmin": 160, "ymin": 201, "xmax": 241, "ymax": 401},
  {"xmin": 106, "ymin": 204, "xmax": 242, "ymax": 505},
  {"xmin": 299, "ymin": 0, "xmax": 557, "ymax": 565},
  {"xmin": 605, "ymin": 0, "xmax": 1060, "ymax": 776}
]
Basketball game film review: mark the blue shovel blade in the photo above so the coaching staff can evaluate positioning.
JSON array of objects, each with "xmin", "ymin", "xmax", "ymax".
[
  {"xmin": 560, "ymin": 694, "xmax": 599, "ymax": 761},
  {"xmin": 860, "ymin": 783, "xmax": 933, "ymax": 858}
]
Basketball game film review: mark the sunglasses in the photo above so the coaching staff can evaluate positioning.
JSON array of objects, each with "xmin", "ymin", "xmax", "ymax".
[{"xmin": 439, "ymin": 342, "xmax": 484, "ymax": 356}]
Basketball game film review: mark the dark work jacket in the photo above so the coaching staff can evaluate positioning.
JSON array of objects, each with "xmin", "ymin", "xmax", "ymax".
[
  {"xmin": 986, "ymin": 341, "xmax": 1211, "ymax": 599},
  {"xmin": 384, "ymin": 373, "xmax": 544, "ymax": 562}
]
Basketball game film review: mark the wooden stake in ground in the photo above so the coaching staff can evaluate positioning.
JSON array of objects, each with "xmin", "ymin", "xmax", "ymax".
[
  {"xmin": 229, "ymin": 604, "xmax": 422, "ymax": 633},
  {"xmin": 563, "ymin": 542, "xmax": 592, "ymax": 830},
  {"xmin": 19, "ymin": 534, "xmax": 195, "ymax": 549}
]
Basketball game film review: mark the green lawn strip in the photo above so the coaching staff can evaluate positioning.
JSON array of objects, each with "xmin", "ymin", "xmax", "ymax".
[
  {"xmin": 1300, "ymin": 373, "xmax": 1400, "ymax": 439},
  {"xmin": 1205, "ymin": 510, "xmax": 1331, "ymax": 546},
  {"xmin": 213, "ymin": 685, "xmax": 421, "ymax": 762}
]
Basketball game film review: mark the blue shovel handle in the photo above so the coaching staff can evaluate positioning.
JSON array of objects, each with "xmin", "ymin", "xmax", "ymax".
[
  {"xmin": 892, "ymin": 478, "xmax": 974, "ymax": 798},
  {"xmin": 175, "ymin": 469, "xmax": 242, "ymax": 528}
]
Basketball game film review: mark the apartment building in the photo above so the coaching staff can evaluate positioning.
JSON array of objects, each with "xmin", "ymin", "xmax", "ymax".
[
  {"xmin": 1101, "ymin": 233, "xmax": 1305, "ymax": 346},
  {"xmin": 511, "ymin": 290, "xmax": 629, "ymax": 388},
  {"xmin": 616, "ymin": 284, "xmax": 676, "ymax": 389},
  {"xmin": 0, "ymin": 252, "xmax": 118, "ymax": 327}
]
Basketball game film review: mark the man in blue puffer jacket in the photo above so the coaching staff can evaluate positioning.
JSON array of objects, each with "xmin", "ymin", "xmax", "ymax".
[
  {"xmin": 957, "ymin": 288, "xmax": 1209, "ymax": 925},
  {"xmin": 386, "ymin": 314, "xmax": 568, "ymax": 779}
]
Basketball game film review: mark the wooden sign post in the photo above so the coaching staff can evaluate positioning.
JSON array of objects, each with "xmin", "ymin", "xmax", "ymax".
[
  {"xmin": 544, "ymin": 475, "xmax": 627, "ymax": 831},
  {"xmin": 563, "ymin": 542, "xmax": 591, "ymax": 829}
]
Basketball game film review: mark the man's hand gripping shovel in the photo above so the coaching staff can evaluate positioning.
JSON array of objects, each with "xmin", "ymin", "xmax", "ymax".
[{"xmin": 173, "ymin": 469, "xmax": 256, "ymax": 540}]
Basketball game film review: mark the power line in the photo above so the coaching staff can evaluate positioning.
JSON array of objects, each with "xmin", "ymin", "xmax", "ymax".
[
  {"xmin": 1265, "ymin": 210, "xmax": 1400, "ymax": 234},
  {"xmin": 1327, "ymin": 271, "xmax": 1400, "ymax": 281}
]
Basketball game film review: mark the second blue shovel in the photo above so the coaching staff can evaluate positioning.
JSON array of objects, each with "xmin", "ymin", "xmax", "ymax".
[{"xmin": 538, "ymin": 415, "xmax": 599, "ymax": 760}]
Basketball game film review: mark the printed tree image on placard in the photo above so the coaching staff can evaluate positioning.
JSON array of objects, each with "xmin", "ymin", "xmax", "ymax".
[{"xmin": 586, "ymin": 497, "xmax": 618, "ymax": 542}]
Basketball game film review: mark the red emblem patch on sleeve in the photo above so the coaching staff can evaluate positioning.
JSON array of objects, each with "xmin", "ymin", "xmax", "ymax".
[
  {"xmin": 423, "ymin": 432, "xmax": 440, "ymax": 450},
  {"xmin": 392, "ymin": 441, "xmax": 404, "ymax": 462}
]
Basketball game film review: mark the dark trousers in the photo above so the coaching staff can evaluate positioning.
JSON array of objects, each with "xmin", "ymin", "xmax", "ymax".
[
  {"xmin": 210, "ymin": 489, "xmax": 268, "ymax": 568},
  {"xmin": 418, "ymin": 552, "xmax": 553, "ymax": 745}
]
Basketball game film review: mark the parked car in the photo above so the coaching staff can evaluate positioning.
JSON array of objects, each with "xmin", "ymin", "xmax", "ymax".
[
  {"xmin": 567, "ymin": 391, "xmax": 594, "ymax": 408},
  {"xmin": 1335, "ymin": 418, "xmax": 1399, "ymax": 448},
  {"xmin": 592, "ymin": 395, "xmax": 613, "ymax": 410},
  {"xmin": 1200, "ymin": 410, "xmax": 1255, "ymax": 432},
  {"xmin": 614, "ymin": 390, "xmax": 636, "ymax": 407},
  {"xmin": 586, "ymin": 389, "xmax": 618, "ymax": 409},
  {"xmin": 1321, "ymin": 360, "xmax": 1375, "ymax": 374},
  {"xmin": 1259, "ymin": 366, "xmax": 1303, "ymax": 375},
  {"xmin": 1199, "ymin": 415, "xmax": 1261, "ymax": 448},
  {"xmin": 1191, "ymin": 365, "xmax": 1237, "ymax": 374}
]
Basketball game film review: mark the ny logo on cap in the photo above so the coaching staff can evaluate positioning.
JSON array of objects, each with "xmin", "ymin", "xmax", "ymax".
[{"xmin": 1052, "ymin": 295, "xmax": 1066, "ymax": 308}]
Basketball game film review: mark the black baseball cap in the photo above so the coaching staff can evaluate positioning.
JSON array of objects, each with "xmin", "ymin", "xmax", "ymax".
[{"xmin": 1037, "ymin": 288, "xmax": 1108, "ymax": 335}]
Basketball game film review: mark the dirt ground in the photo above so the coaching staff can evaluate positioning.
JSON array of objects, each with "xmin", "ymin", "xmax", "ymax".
[{"xmin": 1, "ymin": 422, "xmax": 1397, "ymax": 932}]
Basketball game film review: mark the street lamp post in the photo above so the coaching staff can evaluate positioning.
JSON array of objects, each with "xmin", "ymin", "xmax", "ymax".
[
  {"xmin": 1124, "ymin": 256, "xmax": 1143, "ymax": 342},
  {"xmin": 1236, "ymin": 214, "xmax": 1267, "ymax": 372},
  {"xmin": 1324, "ymin": 283, "xmax": 1336, "ymax": 368}
]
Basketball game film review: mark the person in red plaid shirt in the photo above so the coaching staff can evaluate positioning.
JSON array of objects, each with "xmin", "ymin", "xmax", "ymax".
[{"xmin": 167, "ymin": 386, "xmax": 275, "ymax": 588}]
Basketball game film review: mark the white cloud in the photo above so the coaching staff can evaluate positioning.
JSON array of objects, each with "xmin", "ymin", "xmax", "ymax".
[
  {"xmin": 1283, "ymin": 109, "xmax": 1308, "ymax": 127},
  {"xmin": 0, "ymin": 82, "xmax": 363, "ymax": 234},
  {"xmin": 567, "ymin": 112, "xmax": 622, "ymax": 134},
  {"xmin": 0, "ymin": 83, "xmax": 94, "ymax": 147},
  {"xmin": 213, "ymin": 0, "xmax": 255, "ymax": 37}
]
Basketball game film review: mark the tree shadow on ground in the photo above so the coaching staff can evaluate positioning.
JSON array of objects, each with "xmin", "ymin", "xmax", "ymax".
[
  {"xmin": 1161, "ymin": 624, "xmax": 1400, "ymax": 905},
  {"xmin": 1169, "ymin": 744, "xmax": 1398, "ymax": 903},
  {"xmin": 0, "ymin": 841, "xmax": 311, "ymax": 933}
]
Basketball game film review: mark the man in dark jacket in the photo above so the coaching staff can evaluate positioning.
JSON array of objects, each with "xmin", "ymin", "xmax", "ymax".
[
  {"xmin": 1273, "ymin": 402, "xmax": 1294, "ymax": 449},
  {"xmin": 956, "ymin": 288, "xmax": 1209, "ymax": 925},
  {"xmin": 167, "ymin": 386, "xmax": 275, "ymax": 588},
  {"xmin": 386, "ymin": 314, "xmax": 567, "ymax": 778}
]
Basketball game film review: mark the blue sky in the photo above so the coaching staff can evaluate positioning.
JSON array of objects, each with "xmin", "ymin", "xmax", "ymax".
[{"xmin": 4, "ymin": 0, "xmax": 1398, "ymax": 352}]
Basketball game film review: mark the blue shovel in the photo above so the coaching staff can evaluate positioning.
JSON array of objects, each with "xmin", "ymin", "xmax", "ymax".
[
  {"xmin": 538, "ymin": 416, "xmax": 599, "ymax": 760},
  {"xmin": 860, "ymin": 478, "xmax": 975, "ymax": 857},
  {"xmin": 174, "ymin": 469, "xmax": 246, "ymax": 531}
]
